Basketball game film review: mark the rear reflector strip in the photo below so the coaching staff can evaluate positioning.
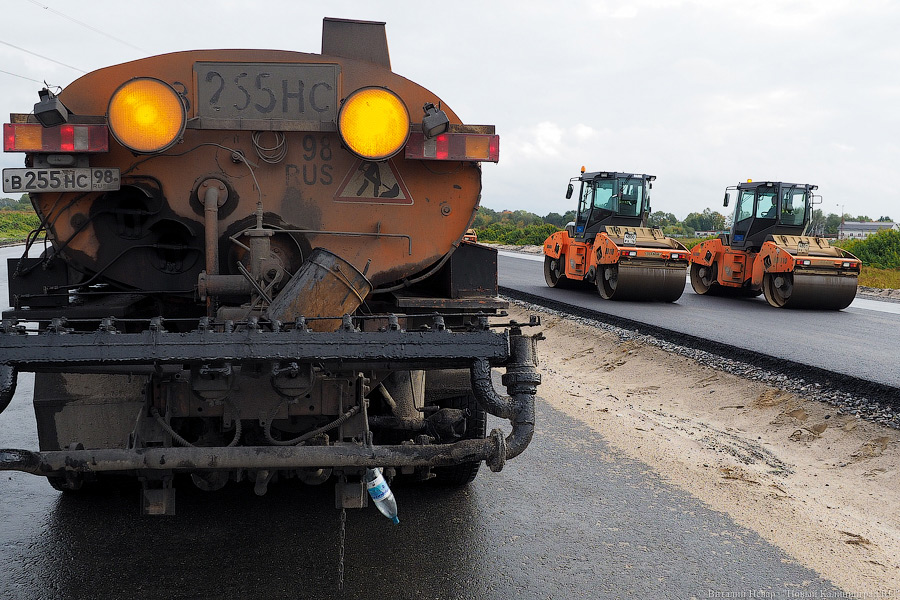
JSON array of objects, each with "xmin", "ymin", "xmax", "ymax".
[
  {"xmin": 405, "ymin": 132, "xmax": 499, "ymax": 162},
  {"xmin": 4, "ymin": 123, "xmax": 108, "ymax": 153}
]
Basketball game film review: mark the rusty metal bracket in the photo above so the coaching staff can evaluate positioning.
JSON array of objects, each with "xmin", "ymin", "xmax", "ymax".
[
  {"xmin": 0, "ymin": 327, "xmax": 511, "ymax": 372},
  {"xmin": 0, "ymin": 437, "xmax": 508, "ymax": 476}
]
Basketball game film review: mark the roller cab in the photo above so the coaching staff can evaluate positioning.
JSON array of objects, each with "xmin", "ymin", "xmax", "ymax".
[
  {"xmin": 542, "ymin": 169, "xmax": 689, "ymax": 302},
  {"xmin": 690, "ymin": 181, "xmax": 860, "ymax": 309}
]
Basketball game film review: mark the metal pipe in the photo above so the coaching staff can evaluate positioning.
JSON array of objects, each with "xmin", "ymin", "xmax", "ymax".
[
  {"xmin": 200, "ymin": 179, "xmax": 227, "ymax": 277},
  {"xmin": 0, "ymin": 328, "xmax": 511, "ymax": 370},
  {"xmin": 197, "ymin": 273, "xmax": 253, "ymax": 300},
  {"xmin": 471, "ymin": 330, "xmax": 540, "ymax": 461},
  {"xmin": 368, "ymin": 415, "xmax": 426, "ymax": 431},
  {"xmin": 0, "ymin": 433, "xmax": 506, "ymax": 475}
]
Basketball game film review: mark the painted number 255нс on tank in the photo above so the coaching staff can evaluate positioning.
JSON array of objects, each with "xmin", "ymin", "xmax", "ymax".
[{"xmin": 194, "ymin": 62, "xmax": 339, "ymax": 124}]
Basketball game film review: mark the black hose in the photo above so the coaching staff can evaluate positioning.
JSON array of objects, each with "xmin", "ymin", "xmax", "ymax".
[
  {"xmin": 0, "ymin": 365, "xmax": 16, "ymax": 415},
  {"xmin": 151, "ymin": 403, "xmax": 242, "ymax": 448},
  {"xmin": 263, "ymin": 405, "xmax": 360, "ymax": 446}
]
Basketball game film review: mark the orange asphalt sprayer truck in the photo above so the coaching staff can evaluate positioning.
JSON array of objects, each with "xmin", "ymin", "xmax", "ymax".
[
  {"xmin": 0, "ymin": 18, "xmax": 542, "ymax": 515},
  {"xmin": 689, "ymin": 180, "xmax": 860, "ymax": 309},
  {"xmin": 542, "ymin": 168, "xmax": 690, "ymax": 302}
]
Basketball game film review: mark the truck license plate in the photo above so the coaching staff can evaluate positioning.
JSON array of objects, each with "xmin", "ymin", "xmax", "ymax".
[
  {"xmin": 623, "ymin": 232, "xmax": 637, "ymax": 245},
  {"xmin": 3, "ymin": 168, "xmax": 120, "ymax": 194}
]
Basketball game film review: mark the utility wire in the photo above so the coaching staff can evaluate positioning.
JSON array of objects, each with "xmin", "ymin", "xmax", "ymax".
[
  {"xmin": 0, "ymin": 39, "xmax": 85, "ymax": 73},
  {"xmin": 0, "ymin": 68, "xmax": 45, "ymax": 84},
  {"xmin": 25, "ymin": 0, "xmax": 148, "ymax": 53}
]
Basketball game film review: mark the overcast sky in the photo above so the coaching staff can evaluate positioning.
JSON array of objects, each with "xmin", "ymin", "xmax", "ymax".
[{"xmin": 2, "ymin": 0, "xmax": 898, "ymax": 221}]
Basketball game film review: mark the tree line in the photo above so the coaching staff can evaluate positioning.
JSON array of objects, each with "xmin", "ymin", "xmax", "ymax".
[
  {"xmin": 473, "ymin": 205, "xmax": 893, "ymax": 244},
  {"xmin": 0, "ymin": 194, "xmax": 32, "ymax": 211}
]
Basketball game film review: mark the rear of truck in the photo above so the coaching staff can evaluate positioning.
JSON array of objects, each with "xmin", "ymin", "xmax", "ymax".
[{"xmin": 0, "ymin": 18, "xmax": 540, "ymax": 515}]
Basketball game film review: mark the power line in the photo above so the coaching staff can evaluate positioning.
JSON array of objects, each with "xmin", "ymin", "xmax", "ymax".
[
  {"xmin": 26, "ymin": 0, "xmax": 148, "ymax": 53},
  {"xmin": 0, "ymin": 68, "xmax": 45, "ymax": 84},
  {"xmin": 0, "ymin": 39, "xmax": 85, "ymax": 73}
]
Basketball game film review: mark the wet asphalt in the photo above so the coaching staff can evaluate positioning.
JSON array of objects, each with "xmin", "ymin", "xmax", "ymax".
[
  {"xmin": 0, "ymin": 245, "xmax": 842, "ymax": 599},
  {"xmin": 0, "ymin": 376, "xmax": 843, "ymax": 600}
]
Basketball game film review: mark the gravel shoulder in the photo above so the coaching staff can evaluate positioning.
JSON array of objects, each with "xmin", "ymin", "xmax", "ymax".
[{"xmin": 507, "ymin": 302, "xmax": 900, "ymax": 596}]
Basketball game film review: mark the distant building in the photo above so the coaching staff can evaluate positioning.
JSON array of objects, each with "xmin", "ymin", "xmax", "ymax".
[{"xmin": 838, "ymin": 221, "xmax": 899, "ymax": 240}]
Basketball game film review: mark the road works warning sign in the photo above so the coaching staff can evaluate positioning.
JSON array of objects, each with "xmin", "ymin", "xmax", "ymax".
[{"xmin": 334, "ymin": 159, "xmax": 412, "ymax": 204}]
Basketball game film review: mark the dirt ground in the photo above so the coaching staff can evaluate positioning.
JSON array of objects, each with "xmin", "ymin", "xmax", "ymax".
[{"xmin": 506, "ymin": 303, "xmax": 900, "ymax": 597}]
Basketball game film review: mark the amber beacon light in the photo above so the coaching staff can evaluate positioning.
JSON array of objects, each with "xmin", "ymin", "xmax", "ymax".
[
  {"xmin": 107, "ymin": 78, "xmax": 186, "ymax": 153},
  {"xmin": 338, "ymin": 87, "xmax": 410, "ymax": 161}
]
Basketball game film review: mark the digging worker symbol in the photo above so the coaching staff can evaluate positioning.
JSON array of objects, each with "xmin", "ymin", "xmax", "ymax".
[{"xmin": 356, "ymin": 161, "xmax": 400, "ymax": 199}]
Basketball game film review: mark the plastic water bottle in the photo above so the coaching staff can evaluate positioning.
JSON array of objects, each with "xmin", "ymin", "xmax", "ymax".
[{"xmin": 365, "ymin": 468, "xmax": 399, "ymax": 524}]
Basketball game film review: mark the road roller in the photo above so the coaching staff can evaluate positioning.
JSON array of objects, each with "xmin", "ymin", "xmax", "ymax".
[
  {"xmin": 690, "ymin": 180, "xmax": 860, "ymax": 309},
  {"xmin": 0, "ymin": 18, "xmax": 541, "ymax": 515},
  {"xmin": 542, "ymin": 168, "xmax": 689, "ymax": 301}
]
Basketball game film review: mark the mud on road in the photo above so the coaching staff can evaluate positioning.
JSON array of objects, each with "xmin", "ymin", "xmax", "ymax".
[{"xmin": 507, "ymin": 302, "xmax": 900, "ymax": 597}]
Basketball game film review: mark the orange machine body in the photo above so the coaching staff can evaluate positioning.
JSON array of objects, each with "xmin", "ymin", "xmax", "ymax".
[
  {"xmin": 542, "ymin": 171, "xmax": 689, "ymax": 302},
  {"xmin": 689, "ymin": 181, "xmax": 860, "ymax": 309}
]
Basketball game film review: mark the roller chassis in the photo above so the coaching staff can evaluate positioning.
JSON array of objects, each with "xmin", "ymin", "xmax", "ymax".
[
  {"xmin": 690, "ymin": 232, "xmax": 860, "ymax": 309},
  {"xmin": 543, "ymin": 226, "xmax": 690, "ymax": 302}
]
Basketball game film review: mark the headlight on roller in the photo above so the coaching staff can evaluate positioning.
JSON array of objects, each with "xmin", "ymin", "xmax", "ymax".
[
  {"xmin": 107, "ymin": 77, "xmax": 186, "ymax": 153},
  {"xmin": 338, "ymin": 87, "xmax": 410, "ymax": 161}
]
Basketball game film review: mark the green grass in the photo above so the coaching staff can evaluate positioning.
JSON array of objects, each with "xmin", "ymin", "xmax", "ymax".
[
  {"xmin": 859, "ymin": 266, "xmax": 900, "ymax": 289},
  {"xmin": 0, "ymin": 211, "xmax": 40, "ymax": 243}
]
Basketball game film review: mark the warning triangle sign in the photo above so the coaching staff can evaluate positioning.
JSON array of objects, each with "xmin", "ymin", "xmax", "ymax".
[{"xmin": 334, "ymin": 159, "xmax": 413, "ymax": 204}]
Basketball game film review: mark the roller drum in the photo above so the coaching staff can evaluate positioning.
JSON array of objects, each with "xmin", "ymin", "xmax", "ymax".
[
  {"xmin": 763, "ymin": 272, "xmax": 857, "ymax": 310},
  {"xmin": 599, "ymin": 264, "xmax": 687, "ymax": 302}
]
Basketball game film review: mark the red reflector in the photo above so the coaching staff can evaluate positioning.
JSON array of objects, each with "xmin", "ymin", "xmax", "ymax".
[
  {"xmin": 405, "ymin": 132, "xmax": 500, "ymax": 162},
  {"xmin": 59, "ymin": 125, "xmax": 75, "ymax": 152},
  {"xmin": 3, "ymin": 123, "xmax": 109, "ymax": 153},
  {"xmin": 435, "ymin": 133, "xmax": 449, "ymax": 160},
  {"xmin": 3, "ymin": 124, "xmax": 14, "ymax": 152}
]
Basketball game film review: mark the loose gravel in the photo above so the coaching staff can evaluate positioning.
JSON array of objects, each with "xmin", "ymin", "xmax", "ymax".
[{"xmin": 507, "ymin": 295, "xmax": 900, "ymax": 430}]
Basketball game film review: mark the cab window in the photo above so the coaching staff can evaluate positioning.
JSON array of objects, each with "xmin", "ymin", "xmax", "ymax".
[
  {"xmin": 575, "ymin": 182, "xmax": 591, "ymax": 234},
  {"xmin": 735, "ymin": 190, "xmax": 755, "ymax": 222},
  {"xmin": 779, "ymin": 188, "xmax": 807, "ymax": 226},
  {"xmin": 592, "ymin": 180, "xmax": 616, "ymax": 211},
  {"xmin": 618, "ymin": 181, "xmax": 643, "ymax": 217},
  {"xmin": 755, "ymin": 191, "xmax": 777, "ymax": 219}
]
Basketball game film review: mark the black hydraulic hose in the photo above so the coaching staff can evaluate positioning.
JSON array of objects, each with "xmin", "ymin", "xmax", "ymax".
[
  {"xmin": 151, "ymin": 403, "xmax": 243, "ymax": 448},
  {"xmin": 264, "ymin": 405, "xmax": 360, "ymax": 446},
  {"xmin": 151, "ymin": 407, "xmax": 193, "ymax": 447},
  {"xmin": 0, "ymin": 365, "xmax": 16, "ymax": 416},
  {"xmin": 470, "ymin": 332, "xmax": 541, "ymax": 461},
  {"xmin": 371, "ymin": 247, "xmax": 457, "ymax": 294}
]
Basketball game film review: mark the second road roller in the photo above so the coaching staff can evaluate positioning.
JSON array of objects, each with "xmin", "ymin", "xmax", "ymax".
[
  {"xmin": 690, "ymin": 180, "xmax": 860, "ymax": 309},
  {"xmin": 542, "ymin": 168, "xmax": 690, "ymax": 301}
]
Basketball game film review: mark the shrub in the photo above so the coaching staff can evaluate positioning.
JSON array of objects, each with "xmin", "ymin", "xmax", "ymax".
[
  {"xmin": 837, "ymin": 229, "xmax": 900, "ymax": 270},
  {"xmin": 478, "ymin": 222, "xmax": 560, "ymax": 245},
  {"xmin": 0, "ymin": 211, "xmax": 40, "ymax": 241}
]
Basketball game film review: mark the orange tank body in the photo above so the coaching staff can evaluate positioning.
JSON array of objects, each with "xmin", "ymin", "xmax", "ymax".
[{"xmin": 37, "ymin": 48, "xmax": 482, "ymax": 290}]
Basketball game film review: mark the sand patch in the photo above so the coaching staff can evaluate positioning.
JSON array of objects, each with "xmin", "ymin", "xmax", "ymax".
[{"xmin": 509, "ymin": 303, "xmax": 900, "ymax": 596}]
